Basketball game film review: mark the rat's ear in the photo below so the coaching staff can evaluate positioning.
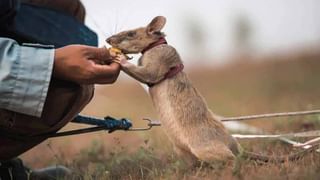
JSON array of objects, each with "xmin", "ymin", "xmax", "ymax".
[{"xmin": 146, "ymin": 16, "xmax": 166, "ymax": 35}]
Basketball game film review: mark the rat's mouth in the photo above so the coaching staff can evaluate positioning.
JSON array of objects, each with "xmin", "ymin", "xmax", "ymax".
[
  {"xmin": 115, "ymin": 47, "xmax": 138, "ymax": 54},
  {"xmin": 108, "ymin": 45, "xmax": 126, "ymax": 53},
  {"xmin": 106, "ymin": 42, "xmax": 129, "ymax": 54},
  {"xmin": 120, "ymin": 49, "xmax": 131, "ymax": 54},
  {"xmin": 108, "ymin": 47, "xmax": 133, "ymax": 60}
]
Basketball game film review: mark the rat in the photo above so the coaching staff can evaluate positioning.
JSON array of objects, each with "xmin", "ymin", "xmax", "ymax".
[{"xmin": 106, "ymin": 16, "xmax": 316, "ymax": 165}]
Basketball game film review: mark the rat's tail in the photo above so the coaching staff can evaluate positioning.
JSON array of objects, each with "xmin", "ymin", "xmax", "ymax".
[{"xmin": 241, "ymin": 145, "xmax": 318, "ymax": 163}]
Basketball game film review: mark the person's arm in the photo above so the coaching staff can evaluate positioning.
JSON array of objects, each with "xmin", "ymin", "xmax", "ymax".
[
  {"xmin": 0, "ymin": 37, "xmax": 120, "ymax": 117},
  {"xmin": 0, "ymin": 37, "xmax": 54, "ymax": 117}
]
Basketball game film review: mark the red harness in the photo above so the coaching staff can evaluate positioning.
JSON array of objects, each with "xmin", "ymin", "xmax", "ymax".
[
  {"xmin": 141, "ymin": 37, "xmax": 168, "ymax": 54},
  {"xmin": 142, "ymin": 38, "xmax": 184, "ymax": 87}
]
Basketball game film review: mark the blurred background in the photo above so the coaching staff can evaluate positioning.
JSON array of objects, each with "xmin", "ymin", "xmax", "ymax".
[
  {"xmin": 22, "ymin": 0, "xmax": 320, "ymax": 178},
  {"xmin": 82, "ymin": 0, "xmax": 320, "ymax": 64}
]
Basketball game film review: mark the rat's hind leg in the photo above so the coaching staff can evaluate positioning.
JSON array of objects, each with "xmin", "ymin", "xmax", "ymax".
[
  {"xmin": 189, "ymin": 141, "xmax": 235, "ymax": 163},
  {"xmin": 174, "ymin": 145, "xmax": 198, "ymax": 166}
]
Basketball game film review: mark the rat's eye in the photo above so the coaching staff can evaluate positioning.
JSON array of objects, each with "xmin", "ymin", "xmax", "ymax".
[{"xmin": 127, "ymin": 31, "xmax": 136, "ymax": 38}]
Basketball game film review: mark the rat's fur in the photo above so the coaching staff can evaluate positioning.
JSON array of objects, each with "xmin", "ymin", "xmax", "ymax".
[
  {"xmin": 107, "ymin": 16, "xmax": 240, "ymax": 165},
  {"xmin": 106, "ymin": 16, "xmax": 314, "ymax": 165}
]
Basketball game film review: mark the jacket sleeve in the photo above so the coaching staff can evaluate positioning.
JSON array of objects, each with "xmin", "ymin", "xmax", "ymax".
[{"xmin": 0, "ymin": 37, "xmax": 54, "ymax": 117}]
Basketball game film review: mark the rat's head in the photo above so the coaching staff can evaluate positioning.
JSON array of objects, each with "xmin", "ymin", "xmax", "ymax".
[{"xmin": 106, "ymin": 16, "xmax": 166, "ymax": 54}]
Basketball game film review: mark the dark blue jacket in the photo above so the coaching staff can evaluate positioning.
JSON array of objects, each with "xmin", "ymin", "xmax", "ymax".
[
  {"xmin": 0, "ymin": 0, "xmax": 19, "ymax": 29},
  {"xmin": 0, "ymin": 0, "xmax": 97, "ymax": 47}
]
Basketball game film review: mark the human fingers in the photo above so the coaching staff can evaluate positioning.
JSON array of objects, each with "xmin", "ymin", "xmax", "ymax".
[
  {"xmin": 90, "ymin": 62, "xmax": 121, "ymax": 84},
  {"xmin": 85, "ymin": 46, "xmax": 113, "ymax": 62},
  {"xmin": 92, "ymin": 62, "xmax": 120, "ymax": 74}
]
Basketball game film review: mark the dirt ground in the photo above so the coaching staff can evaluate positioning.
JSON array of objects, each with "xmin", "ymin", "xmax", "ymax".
[{"xmin": 21, "ymin": 49, "xmax": 320, "ymax": 179}]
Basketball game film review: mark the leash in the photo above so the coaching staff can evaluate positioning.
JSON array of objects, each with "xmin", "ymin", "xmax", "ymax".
[
  {"xmin": 233, "ymin": 130, "xmax": 320, "ymax": 139},
  {"xmin": 0, "ymin": 115, "xmax": 161, "ymax": 141},
  {"xmin": 221, "ymin": 109, "xmax": 320, "ymax": 122}
]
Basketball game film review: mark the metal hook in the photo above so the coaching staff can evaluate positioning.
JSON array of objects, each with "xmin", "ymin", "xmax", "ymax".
[{"xmin": 127, "ymin": 118, "xmax": 161, "ymax": 131}]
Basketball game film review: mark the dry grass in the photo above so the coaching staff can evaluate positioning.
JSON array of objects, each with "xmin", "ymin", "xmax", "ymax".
[{"xmin": 21, "ymin": 49, "xmax": 320, "ymax": 179}]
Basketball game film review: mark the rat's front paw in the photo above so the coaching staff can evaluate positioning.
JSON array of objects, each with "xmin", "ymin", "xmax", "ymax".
[{"xmin": 113, "ymin": 54, "xmax": 128, "ymax": 65}]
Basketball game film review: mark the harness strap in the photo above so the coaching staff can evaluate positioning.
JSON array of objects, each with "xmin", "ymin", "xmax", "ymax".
[
  {"xmin": 147, "ymin": 63, "xmax": 184, "ymax": 87},
  {"xmin": 141, "ymin": 37, "xmax": 167, "ymax": 54},
  {"xmin": 141, "ymin": 37, "xmax": 185, "ymax": 87}
]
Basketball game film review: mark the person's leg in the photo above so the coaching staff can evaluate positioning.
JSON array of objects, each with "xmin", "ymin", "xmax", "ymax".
[
  {"xmin": 0, "ymin": 83, "xmax": 94, "ymax": 179},
  {"xmin": 0, "ymin": 1, "xmax": 93, "ymax": 178},
  {"xmin": 21, "ymin": 0, "xmax": 86, "ymax": 22},
  {"xmin": 0, "ymin": 81, "xmax": 94, "ymax": 161}
]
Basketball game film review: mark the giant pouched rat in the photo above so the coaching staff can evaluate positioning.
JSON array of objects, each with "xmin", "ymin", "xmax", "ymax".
[{"xmin": 106, "ymin": 16, "xmax": 315, "ymax": 165}]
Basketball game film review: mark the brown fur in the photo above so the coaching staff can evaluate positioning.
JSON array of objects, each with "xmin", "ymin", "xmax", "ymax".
[
  {"xmin": 107, "ymin": 16, "xmax": 240, "ymax": 165},
  {"xmin": 106, "ymin": 16, "xmax": 315, "ymax": 165}
]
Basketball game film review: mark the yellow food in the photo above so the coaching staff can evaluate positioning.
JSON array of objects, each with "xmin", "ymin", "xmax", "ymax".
[
  {"xmin": 108, "ymin": 47, "xmax": 132, "ymax": 60},
  {"xmin": 109, "ymin": 47, "xmax": 122, "ymax": 54}
]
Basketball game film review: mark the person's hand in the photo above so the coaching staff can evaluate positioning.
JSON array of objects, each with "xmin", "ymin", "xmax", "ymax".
[{"xmin": 53, "ymin": 45, "xmax": 120, "ymax": 84}]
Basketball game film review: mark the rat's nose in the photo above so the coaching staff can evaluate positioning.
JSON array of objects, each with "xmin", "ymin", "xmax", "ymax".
[{"xmin": 106, "ymin": 37, "xmax": 111, "ymax": 44}]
